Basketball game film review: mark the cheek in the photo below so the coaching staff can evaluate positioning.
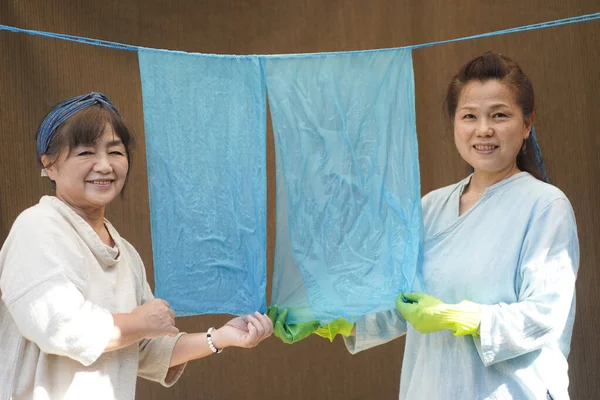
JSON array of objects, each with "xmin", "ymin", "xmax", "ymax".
[
  {"xmin": 498, "ymin": 124, "xmax": 526, "ymax": 148},
  {"xmin": 116, "ymin": 159, "xmax": 130, "ymax": 177},
  {"xmin": 453, "ymin": 127, "xmax": 471, "ymax": 148}
]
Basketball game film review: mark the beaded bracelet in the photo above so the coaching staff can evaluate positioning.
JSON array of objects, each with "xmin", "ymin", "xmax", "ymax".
[{"xmin": 207, "ymin": 327, "xmax": 223, "ymax": 354}]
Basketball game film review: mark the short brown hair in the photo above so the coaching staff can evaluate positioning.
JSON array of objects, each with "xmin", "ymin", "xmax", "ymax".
[{"xmin": 36, "ymin": 104, "xmax": 135, "ymax": 192}]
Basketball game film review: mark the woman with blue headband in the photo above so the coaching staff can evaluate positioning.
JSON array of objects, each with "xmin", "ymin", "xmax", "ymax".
[
  {"xmin": 271, "ymin": 52, "xmax": 579, "ymax": 399},
  {"xmin": 0, "ymin": 92, "xmax": 273, "ymax": 399}
]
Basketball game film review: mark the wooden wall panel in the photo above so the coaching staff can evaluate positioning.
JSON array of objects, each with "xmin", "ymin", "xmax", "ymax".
[{"xmin": 1, "ymin": 1, "xmax": 598, "ymax": 398}]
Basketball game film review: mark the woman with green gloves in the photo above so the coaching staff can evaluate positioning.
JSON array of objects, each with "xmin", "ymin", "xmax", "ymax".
[{"xmin": 270, "ymin": 52, "xmax": 579, "ymax": 400}]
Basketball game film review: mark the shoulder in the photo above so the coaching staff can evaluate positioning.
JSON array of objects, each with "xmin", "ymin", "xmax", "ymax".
[
  {"xmin": 10, "ymin": 197, "xmax": 70, "ymax": 236},
  {"xmin": 506, "ymin": 173, "xmax": 572, "ymax": 214},
  {"xmin": 421, "ymin": 179, "xmax": 464, "ymax": 213},
  {"xmin": 422, "ymin": 182, "xmax": 458, "ymax": 205}
]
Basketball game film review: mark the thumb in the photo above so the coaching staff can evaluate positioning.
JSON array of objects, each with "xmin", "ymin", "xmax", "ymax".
[
  {"xmin": 275, "ymin": 320, "xmax": 293, "ymax": 343},
  {"xmin": 267, "ymin": 305, "xmax": 278, "ymax": 324},
  {"xmin": 395, "ymin": 299, "xmax": 415, "ymax": 315},
  {"xmin": 277, "ymin": 308, "xmax": 289, "ymax": 325},
  {"xmin": 402, "ymin": 292, "xmax": 427, "ymax": 303}
]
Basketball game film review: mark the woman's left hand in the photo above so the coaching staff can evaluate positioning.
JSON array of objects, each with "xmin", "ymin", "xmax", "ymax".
[
  {"xmin": 212, "ymin": 312, "xmax": 273, "ymax": 349},
  {"xmin": 395, "ymin": 292, "xmax": 481, "ymax": 336}
]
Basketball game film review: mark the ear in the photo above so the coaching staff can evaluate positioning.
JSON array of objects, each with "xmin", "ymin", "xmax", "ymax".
[
  {"xmin": 524, "ymin": 112, "xmax": 536, "ymax": 140},
  {"xmin": 41, "ymin": 155, "xmax": 57, "ymax": 180}
]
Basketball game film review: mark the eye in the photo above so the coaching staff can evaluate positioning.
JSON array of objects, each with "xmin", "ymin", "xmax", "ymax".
[
  {"xmin": 77, "ymin": 151, "xmax": 93, "ymax": 156},
  {"xmin": 462, "ymin": 114, "xmax": 476, "ymax": 119},
  {"xmin": 110, "ymin": 151, "xmax": 125, "ymax": 156},
  {"xmin": 493, "ymin": 112, "xmax": 508, "ymax": 118}
]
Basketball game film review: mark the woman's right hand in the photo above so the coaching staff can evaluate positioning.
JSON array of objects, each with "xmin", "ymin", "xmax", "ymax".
[{"xmin": 130, "ymin": 299, "xmax": 179, "ymax": 339}]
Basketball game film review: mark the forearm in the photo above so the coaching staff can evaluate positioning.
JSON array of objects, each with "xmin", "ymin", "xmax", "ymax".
[
  {"xmin": 477, "ymin": 297, "xmax": 573, "ymax": 366},
  {"xmin": 104, "ymin": 313, "xmax": 144, "ymax": 353},
  {"xmin": 169, "ymin": 332, "xmax": 214, "ymax": 367}
]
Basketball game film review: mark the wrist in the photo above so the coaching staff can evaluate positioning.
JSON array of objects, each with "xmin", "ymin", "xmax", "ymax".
[
  {"xmin": 132, "ymin": 314, "xmax": 149, "ymax": 341},
  {"xmin": 449, "ymin": 300, "xmax": 481, "ymax": 336},
  {"xmin": 208, "ymin": 327, "xmax": 227, "ymax": 351},
  {"xmin": 114, "ymin": 312, "xmax": 146, "ymax": 341},
  {"xmin": 338, "ymin": 318, "xmax": 354, "ymax": 337}
]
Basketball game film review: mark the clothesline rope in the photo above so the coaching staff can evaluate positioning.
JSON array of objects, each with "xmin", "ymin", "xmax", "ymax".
[{"xmin": 0, "ymin": 12, "xmax": 598, "ymax": 57}]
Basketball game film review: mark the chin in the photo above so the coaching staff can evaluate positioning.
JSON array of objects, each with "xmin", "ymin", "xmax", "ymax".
[
  {"xmin": 471, "ymin": 165, "xmax": 510, "ymax": 174},
  {"xmin": 86, "ymin": 193, "xmax": 120, "ymax": 207}
]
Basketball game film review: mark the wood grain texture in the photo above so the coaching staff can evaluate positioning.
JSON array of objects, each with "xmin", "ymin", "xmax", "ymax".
[{"xmin": 0, "ymin": 1, "xmax": 598, "ymax": 398}]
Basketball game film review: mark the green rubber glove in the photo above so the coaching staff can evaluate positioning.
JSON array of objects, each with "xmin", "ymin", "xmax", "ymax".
[
  {"xmin": 267, "ymin": 305, "xmax": 321, "ymax": 344},
  {"xmin": 395, "ymin": 292, "xmax": 481, "ymax": 336},
  {"xmin": 314, "ymin": 318, "xmax": 354, "ymax": 342}
]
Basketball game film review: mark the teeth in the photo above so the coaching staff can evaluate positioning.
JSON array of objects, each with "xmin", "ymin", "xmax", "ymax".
[
  {"xmin": 474, "ymin": 145, "xmax": 496, "ymax": 151},
  {"xmin": 89, "ymin": 180, "xmax": 111, "ymax": 185}
]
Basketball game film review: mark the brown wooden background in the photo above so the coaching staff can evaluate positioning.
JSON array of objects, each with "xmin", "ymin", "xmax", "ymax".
[{"xmin": 1, "ymin": 1, "xmax": 598, "ymax": 399}]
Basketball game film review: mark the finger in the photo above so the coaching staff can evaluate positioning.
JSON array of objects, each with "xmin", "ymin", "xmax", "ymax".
[
  {"xmin": 277, "ymin": 308, "xmax": 289, "ymax": 324},
  {"xmin": 168, "ymin": 308, "xmax": 176, "ymax": 319},
  {"xmin": 247, "ymin": 321, "xmax": 258, "ymax": 345},
  {"xmin": 246, "ymin": 314, "xmax": 265, "ymax": 338},
  {"xmin": 254, "ymin": 312, "xmax": 273, "ymax": 336},
  {"xmin": 157, "ymin": 299, "xmax": 170, "ymax": 308},
  {"xmin": 267, "ymin": 305, "xmax": 278, "ymax": 323},
  {"xmin": 274, "ymin": 320, "xmax": 291, "ymax": 342},
  {"xmin": 395, "ymin": 300, "xmax": 416, "ymax": 316},
  {"xmin": 256, "ymin": 312, "xmax": 274, "ymax": 334},
  {"xmin": 167, "ymin": 326, "xmax": 179, "ymax": 337},
  {"xmin": 402, "ymin": 292, "xmax": 425, "ymax": 303}
]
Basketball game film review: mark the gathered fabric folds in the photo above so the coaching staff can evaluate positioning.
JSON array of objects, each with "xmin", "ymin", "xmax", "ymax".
[
  {"xmin": 138, "ymin": 50, "xmax": 267, "ymax": 316},
  {"xmin": 263, "ymin": 49, "xmax": 422, "ymax": 324}
]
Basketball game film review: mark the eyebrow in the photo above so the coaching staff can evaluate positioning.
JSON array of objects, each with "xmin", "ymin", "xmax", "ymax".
[
  {"xmin": 459, "ymin": 103, "xmax": 510, "ymax": 111},
  {"xmin": 107, "ymin": 140, "xmax": 124, "ymax": 147}
]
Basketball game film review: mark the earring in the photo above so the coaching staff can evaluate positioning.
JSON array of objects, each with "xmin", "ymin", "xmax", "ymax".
[{"xmin": 522, "ymin": 141, "xmax": 527, "ymax": 154}]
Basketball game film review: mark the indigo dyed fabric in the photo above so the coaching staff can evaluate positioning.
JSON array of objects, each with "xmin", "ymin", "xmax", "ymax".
[
  {"xmin": 264, "ymin": 49, "xmax": 422, "ymax": 324},
  {"xmin": 138, "ymin": 50, "xmax": 267, "ymax": 316}
]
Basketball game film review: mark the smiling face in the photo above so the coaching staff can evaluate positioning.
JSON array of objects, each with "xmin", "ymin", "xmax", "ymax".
[
  {"xmin": 43, "ymin": 124, "xmax": 129, "ymax": 214},
  {"xmin": 453, "ymin": 80, "xmax": 532, "ymax": 175}
]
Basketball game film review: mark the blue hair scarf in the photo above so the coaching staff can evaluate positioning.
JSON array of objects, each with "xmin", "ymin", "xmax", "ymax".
[
  {"xmin": 36, "ymin": 92, "xmax": 119, "ymax": 157},
  {"xmin": 528, "ymin": 125, "xmax": 550, "ymax": 183}
]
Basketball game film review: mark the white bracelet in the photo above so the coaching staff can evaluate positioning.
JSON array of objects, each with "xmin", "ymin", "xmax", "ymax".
[{"xmin": 207, "ymin": 327, "xmax": 223, "ymax": 354}]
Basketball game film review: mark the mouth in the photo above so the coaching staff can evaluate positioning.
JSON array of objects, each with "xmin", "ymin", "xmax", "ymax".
[
  {"xmin": 87, "ymin": 179, "xmax": 114, "ymax": 185},
  {"xmin": 473, "ymin": 144, "xmax": 498, "ymax": 153}
]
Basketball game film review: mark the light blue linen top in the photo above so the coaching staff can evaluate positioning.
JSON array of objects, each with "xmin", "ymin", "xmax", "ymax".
[{"xmin": 345, "ymin": 172, "xmax": 579, "ymax": 400}]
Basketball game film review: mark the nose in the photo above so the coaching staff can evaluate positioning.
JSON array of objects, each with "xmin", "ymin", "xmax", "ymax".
[
  {"xmin": 93, "ymin": 153, "xmax": 113, "ymax": 174},
  {"xmin": 476, "ymin": 119, "xmax": 494, "ymax": 137}
]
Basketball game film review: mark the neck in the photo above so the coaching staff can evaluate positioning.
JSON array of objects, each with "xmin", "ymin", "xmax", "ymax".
[
  {"xmin": 469, "ymin": 163, "xmax": 520, "ymax": 194},
  {"xmin": 56, "ymin": 194, "xmax": 106, "ymax": 230}
]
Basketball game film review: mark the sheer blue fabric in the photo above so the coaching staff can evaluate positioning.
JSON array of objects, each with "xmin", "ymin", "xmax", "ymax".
[
  {"xmin": 138, "ymin": 50, "xmax": 267, "ymax": 316},
  {"xmin": 264, "ymin": 49, "xmax": 422, "ymax": 324}
]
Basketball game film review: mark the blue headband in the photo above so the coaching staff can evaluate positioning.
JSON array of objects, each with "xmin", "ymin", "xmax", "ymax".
[{"xmin": 36, "ymin": 92, "xmax": 120, "ymax": 156}]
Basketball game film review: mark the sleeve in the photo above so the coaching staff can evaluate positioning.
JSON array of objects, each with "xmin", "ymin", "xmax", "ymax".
[
  {"xmin": 474, "ymin": 198, "xmax": 579, "ymax": 366},
  {"xmin": 343, "ymin": 309, "xmax": 407, "ymax": 354},
  {"xmin": 133, "ymin": 254, "xmax": 187, "ymax": 387},
  {"xmin": 0, "ymin": 213, "xmax": 114, "ymax": 366}
]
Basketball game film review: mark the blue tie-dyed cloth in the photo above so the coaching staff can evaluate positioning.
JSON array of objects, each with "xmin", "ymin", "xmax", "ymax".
[
  {"xmin": 138, "ymin": 50, "xmax": 267, "ymax": 316},
  {"xmin": 263, "ymin": 49, "xmax": 422, "ymax": 324}
]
